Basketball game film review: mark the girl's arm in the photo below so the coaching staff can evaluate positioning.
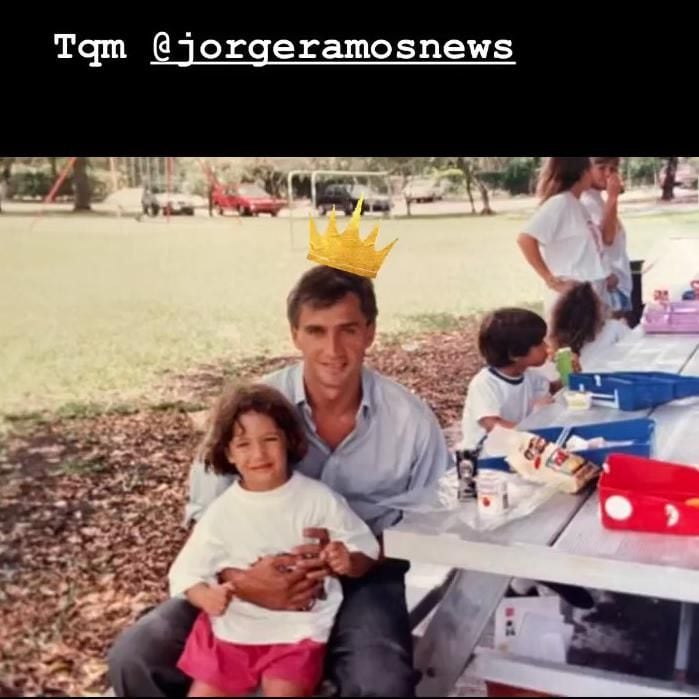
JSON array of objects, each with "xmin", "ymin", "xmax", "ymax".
[
  {"xmin": 185, "ymin": 581, "xmax": 236, "ymax": 616},
  {"xmin": 321, "ymin": 543, "xmax": 377, "ymax": 578},
  {"xmin": 517, "ymin": 234, "xmax": 573, "ymax": 293}
]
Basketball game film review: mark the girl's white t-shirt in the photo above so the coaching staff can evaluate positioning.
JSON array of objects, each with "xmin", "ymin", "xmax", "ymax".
[
  {"xmin": 524, "ymin": 191, "xmax": 610, "ymax": 318},
  {"xmin": 579, "ymin": 318, "xmax": 632, "ymax": 369},
  {"xmin": 524, "ymin": 191, "xmax": 609, "ymax": 282},
  {"xmin": 169, "ymin": 472, "xmax": 379, "ymax": 645}
]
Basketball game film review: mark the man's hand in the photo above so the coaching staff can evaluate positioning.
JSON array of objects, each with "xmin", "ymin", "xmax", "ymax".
[
  {"xmin": 532, "ymin": 395, "xmax": 554, "ymax": 409},
  {"xmin": 219, "ymin": 554, "xmax": 323, "ymax": 612},
  {"xmin": 186, "ymin": 582, "xmax": 235, "ymax": 617},
  {"xmin": 321, "ymin": 541, "xmax": 352, "ymax": 576},
  {"xmin": 606, "ymin": 273, "xmax": 619, "ymax": 291},
  {"xmin": 292, "ymin": 528, "xmax": 333, "ymax": 583}
]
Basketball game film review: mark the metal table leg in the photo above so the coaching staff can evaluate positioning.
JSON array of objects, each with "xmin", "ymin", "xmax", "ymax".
[{"xmin": 674, "ymin": 602, "xmax": 694, "ymax": 683}]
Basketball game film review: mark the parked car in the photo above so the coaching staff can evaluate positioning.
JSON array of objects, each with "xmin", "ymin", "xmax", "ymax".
[
  {"xmin": 212, "ymin": 183, "xmax": 285, "ymax": 216},
  {"xmin": 402, "ymin": 177, "xmax": 443, "ymax": 203},
  {"xmin": 141, "ymin": 183, "xmax": 196, "ymax": 216},
  {"xmin": 316, "ymin": 183, "xmax": 391, "ymax": 216}
]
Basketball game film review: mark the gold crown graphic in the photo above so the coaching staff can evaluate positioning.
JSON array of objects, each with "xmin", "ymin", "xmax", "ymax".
[{"xmin": 307, "ymin": 197, "xmax": 397, "ymax": 279}]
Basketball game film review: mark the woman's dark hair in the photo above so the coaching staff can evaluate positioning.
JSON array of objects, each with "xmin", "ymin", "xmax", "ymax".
[
  {"xmin": 478, "ymin": 308, "xmax": 548, "ymax": 368},
  {"xmin": 198, "ymin": 383, "xmax": 307, "ymax": 476},
  {"xmin": 550, "ymin": 282, "xmax": 604, "ymax": 355},
  {"xmin": 536, "ymin": 157, "xmax": 591, "ymax": 202},
  {"xmin": 287, "ymin": 265, "xmax": 377, "ymax": 327}
]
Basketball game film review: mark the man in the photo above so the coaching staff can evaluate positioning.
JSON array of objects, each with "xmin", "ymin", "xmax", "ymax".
[
  {"xmin": 581, "ymin": 157, "xmax": 632, "ymax": 316},
  {"xmin": 108, "ymin": 265, "xmax": 452, "ymax": 697}
]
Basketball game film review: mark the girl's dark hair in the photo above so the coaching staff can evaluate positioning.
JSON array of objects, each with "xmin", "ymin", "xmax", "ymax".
[
  {"xmin": 550, "ymin": 282, "xmax": 604, "ymax": 355},
  {"xmin": 536, "ymin": 157, "xmax": 591, "ymax": 203},
  {"xmin": 478, "ymin": 308, "xmax": 548, "ymax": 368},
  {"xmin": 198, "ymin": 383, "xmax": 307, "ymax": 476}
]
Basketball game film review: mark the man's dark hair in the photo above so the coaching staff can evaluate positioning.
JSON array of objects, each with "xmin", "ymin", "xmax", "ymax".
[
  {"xmin": 478, "ymin": 308, "xmax": 548, "ymax": 368},
  {"xmin": 286, "ymin": 265, "xmax": 378, "ymax": 327}
]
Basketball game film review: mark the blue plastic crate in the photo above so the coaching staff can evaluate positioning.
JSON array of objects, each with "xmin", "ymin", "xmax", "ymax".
[
  {"xmin": 614, "ymin": 372, "xmax": 699, "ymax": 400},
  {"xmin": 567, "ymin": 372, "xmax": 676, "ymax": 410},
  {"xmin": 478, "ymin": 418, "xmax": 655, "ymax": 473}
]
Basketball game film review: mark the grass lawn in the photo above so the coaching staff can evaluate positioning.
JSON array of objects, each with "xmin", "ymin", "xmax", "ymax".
[{"xmin": 2, "ymin": 208, "xmax": 699, "ymax": 416}]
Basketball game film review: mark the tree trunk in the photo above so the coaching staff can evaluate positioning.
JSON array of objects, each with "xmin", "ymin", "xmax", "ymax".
[
  {"xmin": 0, "ymin": 158, "xmax": 13, "ymax": 213},
  {"xmin": 73, "ymin": 157, "xmax": 92, "ymax": 211},
  {"xmin": 661, "ymin": 157, "xmax": 678, "ymax": 201},
  {"xmin": 50, "ymin": 157, "xmax": 58, "ymax": 179},
  {"xmin": 475, "ymin": 176, "xmax": 495, "ymax": 215},
  {"xmin": 457, "ymin": 157, "xmax": 477, "ymax": 214},
  {"xmin": 465, "ymin": 175, "xmax": 476, "ymax": 214}
]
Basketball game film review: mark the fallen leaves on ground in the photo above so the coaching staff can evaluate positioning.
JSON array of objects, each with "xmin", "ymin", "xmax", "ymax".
[{"xmin": 0, "ymin": 323, "xmax": 482, "ymax": 696}]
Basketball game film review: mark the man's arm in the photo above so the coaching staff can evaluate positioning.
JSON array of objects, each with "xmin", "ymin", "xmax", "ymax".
[{"xmin": 218, "ymin": 556, "xmax": 325, "ymax": 612}]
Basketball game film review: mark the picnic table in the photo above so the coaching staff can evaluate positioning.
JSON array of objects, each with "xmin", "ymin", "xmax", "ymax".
[{"xmin": 385, "ymin": 326, "xmax": 699, "ymax": 696}]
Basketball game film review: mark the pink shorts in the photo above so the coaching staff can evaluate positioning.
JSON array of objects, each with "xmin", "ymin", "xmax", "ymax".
[{"xmin": 177, "ymin": 612, "xmax": 326, "ymax": 695}]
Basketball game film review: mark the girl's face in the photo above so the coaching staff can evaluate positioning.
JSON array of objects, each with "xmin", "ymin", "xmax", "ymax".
[
  {"xmin": 226, "ymin": 411, "xmax": 289, "ymax": 491},
  {"xmin": 578, "ymin": 166, "xmax": 593, "ymax": 190}
]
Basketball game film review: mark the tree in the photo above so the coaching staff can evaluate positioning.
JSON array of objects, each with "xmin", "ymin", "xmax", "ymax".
[
  {"xmin": 242, "ymin": 159, "xmax": 287, "ymax": 197},
  {"xmin": 456, "ymin": 157, "xmax": 494, "ymax": 215},
  {"xmin": 661, "ymin": 156, "xmax": 678, "ymax": 201},
  {"xmin": 72, "ymin": 157, "xmax": 92, "ymax": 211},
  {"xmin": 0, "ymin": 158, "xmax": 13, "ymax": 213}
]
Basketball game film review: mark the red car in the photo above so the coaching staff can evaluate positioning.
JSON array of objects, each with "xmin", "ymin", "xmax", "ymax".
[{"xmin": 212, "ymin": 183, "xmax": 285, "ymax": 217}]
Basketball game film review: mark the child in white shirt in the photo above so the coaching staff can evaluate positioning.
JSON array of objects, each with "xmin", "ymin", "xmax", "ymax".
[
  {"xmin": 549, "ymin": 281, "xmax": 631, "ymax": 371},
  {"xmin": 461, "ymin": 309, "xmax": 596, "ymax": 609},
  {"xmin": 460, "ymin": 308, "xmax": 559, "ymax": 453},
  {"xmin": 169, "ymin": 383, "xmax": 379, "ymax": 697}
]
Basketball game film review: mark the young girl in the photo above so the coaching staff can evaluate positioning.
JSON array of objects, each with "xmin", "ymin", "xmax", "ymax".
[
  {"xmin": 548, "ymin": 280, "xmax": 631, "ymax": 370},
  {"xmin": 169, "ymin": 383, "xmax": 380, "ymax": 698},
  {"xmin": 517, "ymin": 157, "xmax": 613, "ymax": 321}
]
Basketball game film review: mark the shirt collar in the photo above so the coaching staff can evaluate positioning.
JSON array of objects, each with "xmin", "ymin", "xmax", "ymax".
[{"xmin": 291, "ymin": 363, "xmax": 374, "ymax": 416}]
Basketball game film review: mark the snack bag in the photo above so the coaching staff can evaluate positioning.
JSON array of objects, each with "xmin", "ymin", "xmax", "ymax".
[{"xmin": 505, "ymin": 432, "xmax": 599, "ymax": 493}]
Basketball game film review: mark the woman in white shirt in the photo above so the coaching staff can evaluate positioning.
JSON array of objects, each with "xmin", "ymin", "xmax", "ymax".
[{"xmin": 517, "ymin": 157, "xmax": 613, "ymax": 320}]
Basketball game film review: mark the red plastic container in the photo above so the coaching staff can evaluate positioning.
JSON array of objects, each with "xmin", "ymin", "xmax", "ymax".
[{"xmin": 599, "ymin": 454, "xmax": 699, "ymax": 535}]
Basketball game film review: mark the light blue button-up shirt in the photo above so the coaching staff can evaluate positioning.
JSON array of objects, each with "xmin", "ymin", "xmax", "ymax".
[{"xmin": 186, "ymin": 362, "xmax": 452, "ymax": 535}]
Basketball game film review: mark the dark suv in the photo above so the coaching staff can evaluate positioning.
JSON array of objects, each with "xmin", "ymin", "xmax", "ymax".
[{"xmin": 316, "ymin": 184, "xmax": 391, "ymax": 216}]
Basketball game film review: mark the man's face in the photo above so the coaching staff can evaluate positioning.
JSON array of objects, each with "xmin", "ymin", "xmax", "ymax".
[{"xmin": 291, "ymin": 292, "xmax": 375, "ymax": 392}]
